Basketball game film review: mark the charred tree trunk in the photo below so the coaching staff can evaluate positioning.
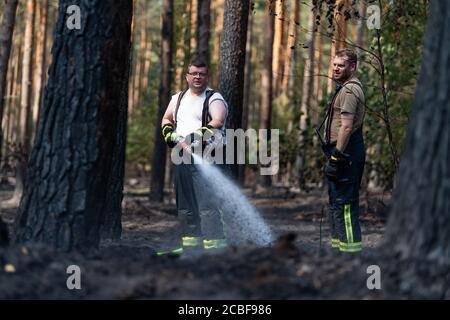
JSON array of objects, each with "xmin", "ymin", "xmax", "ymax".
[
  {"xmin": 149, "ymin": 0, "xmax": 174, "ymax": 202},
  {"xmin": 218, "ymin": 0, "xmax": 250, "ymax": 180},
  {"xmin": 196, "ymin": 0, "xmax": 211, "ymax": 64},
  {"xmin": 0, "ymin": 216, "xmax": 8, "ymax": 246},
  {"xmin": 384, "ymin": 0, "xmax": 450, "ymax": 263},
  {"xmin": 14, "ymin": 0, "xmax": 133, "ymax": 251},
  {"xmin": 0, "ymin": 0, "xmax": 19, "ymax": 163}
]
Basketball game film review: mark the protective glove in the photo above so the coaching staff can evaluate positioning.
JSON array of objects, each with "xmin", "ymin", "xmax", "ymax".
[
  {"xmin": 186, "ymin": 125, "xmax": 215, "ymax": 145},
  {"xmin": 162, "ymin": 124, "xmax": 181, "ymax": 148},
  {"xmin": 324, "ymin": 147, "xmax": 350, "ymax": 180}
]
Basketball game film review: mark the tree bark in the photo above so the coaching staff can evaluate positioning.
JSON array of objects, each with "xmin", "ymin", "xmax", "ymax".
[
  {"xmin": 258, "ymin": 0, "xmax": 275, "ymax": 189},
  {"xmin": 295, "ymin": 2, "xmax": 316, "ymax": 188},
  {"xmin": 128, "ymin": 11, "xmax": 135, "ymax": 114},
  {"xmin": 19, "ymin": 0, "xmax": 36, "ymax": 157},
  {"xmin": 239, "ymin": 7, "xmax": 254, "ymax": 186},
  {"xmin": 327, "ymin": 0, "xmax": 348, "ymax": 95},
  {"xmin": 242, "ymin": 8, "xmax": 254, "ymax": 133},
  {"xmin": 149, "ymin": 0, "xmax": 174, "ymax": 202},
  {"xmin": 384, "ymin": 0, "xmax": 450, "ymax": 263},
  {"xmin": 196, "ymin": 0, "xmax": 211, "ymax": 64},
  {"xmin": 190, "ymin": 0, "xmax": 198, "ymax": 55},
  {"xmin": 7, "ymin": 42, "xmax": 21, "ymax": 150},
  {"xmin": 282, "ymin": 0, "xmax": 300, "ymax": 95},
  {"xmin": 174, "ymin": 0, "xmax": 191, "ymax": 91},
  {"xmin": 32, "ymin": 0, "xmax": 49, "ymax": 143},
  {"xmin": 218, "ymin": 0, "xmax": 250, "ymax": 180},
  {"xmin": 211, "ymin": 0, "xmax": 224, "ymax": 87},
  {"xmin": 0, "ymin": 0, "xmax": 19, "ymax": 163},
  {"xmin": 133, "ymin": 13, "xmax": 143, "ymax": 109},
  {"xmin": 11, "ymin": 0, "xmax": 36, "ymax": 204},
  {"xmin": 14, "ymin": 0, "xmax": 133, "ymax": 251}
]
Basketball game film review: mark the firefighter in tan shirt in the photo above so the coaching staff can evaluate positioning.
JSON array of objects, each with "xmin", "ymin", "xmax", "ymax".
[{"xmin": 323, "ymin": 49, "xmax": 365, "ymax": 253}]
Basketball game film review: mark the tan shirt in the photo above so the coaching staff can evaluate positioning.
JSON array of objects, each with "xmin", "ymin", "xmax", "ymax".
[{"xmin": 326, "ymin": 77, "xmax": 365, "ymax": 143}]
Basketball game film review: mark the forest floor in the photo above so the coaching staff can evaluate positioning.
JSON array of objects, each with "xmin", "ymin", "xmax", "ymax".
[{"xmin": 0, "ymin": 177, "xmax": 448, "ymax": 300}]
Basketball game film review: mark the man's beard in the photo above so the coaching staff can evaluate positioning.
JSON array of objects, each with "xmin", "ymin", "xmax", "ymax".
[{"xmin": 335, "ymin": 70, "xmax": 352, "ymax": 83}]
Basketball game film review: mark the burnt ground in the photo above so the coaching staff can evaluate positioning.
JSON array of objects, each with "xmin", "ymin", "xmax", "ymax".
[{"xmin": 0, "ymin": 178, "xmax": 449, "ymax": 300}]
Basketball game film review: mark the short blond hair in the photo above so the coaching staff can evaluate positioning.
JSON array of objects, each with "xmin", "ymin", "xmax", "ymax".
[{"xmin": 336, "ymin": 48, "xmax": 358, "ymax": 66}]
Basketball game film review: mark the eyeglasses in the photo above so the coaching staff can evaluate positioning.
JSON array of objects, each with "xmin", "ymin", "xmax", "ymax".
[{"xmin": 187, "ymin": 72, "xmax": 208, "ymax": 78}]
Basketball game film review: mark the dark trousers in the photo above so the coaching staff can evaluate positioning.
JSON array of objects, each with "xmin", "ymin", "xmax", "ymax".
[
  {"xmin": 327, "ymin": 130, "xmax": 365, "ymax": 252},
  {"xmin": 175, "ymin": 163, "xmax": 225, "ymax": 241}
]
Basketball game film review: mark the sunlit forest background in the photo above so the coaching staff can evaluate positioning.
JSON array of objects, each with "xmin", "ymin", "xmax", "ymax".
[{"xmin": 0, "ymin": 0, "xmax": 428, "ymax": 199}]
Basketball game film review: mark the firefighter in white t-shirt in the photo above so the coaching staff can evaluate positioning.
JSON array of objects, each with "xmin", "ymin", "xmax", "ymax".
[{"xmin": 159, "ymin": 58, "xmax": 228, "ymax": 255}]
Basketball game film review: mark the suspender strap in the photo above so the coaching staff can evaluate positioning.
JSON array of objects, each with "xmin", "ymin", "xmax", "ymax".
[
  {"xmin": 173, "ymin": 89, "xmax": 216, "ymax": 127},
  {"xmin": 174, "ymin": 89, "xmax": 188, "ymax": 125},
  {"xmin": 202, "ymin": 90, "xmax": 215, "ymax": 127}
]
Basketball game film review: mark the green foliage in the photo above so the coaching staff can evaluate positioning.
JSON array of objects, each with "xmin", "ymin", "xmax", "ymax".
[
  {"xmin": 359, "ymin": 0, "xmax": 428, "ymax": 188},
  {"xmin": 126, "ymin": 97, "xmax": 157, "ymax": 168}
]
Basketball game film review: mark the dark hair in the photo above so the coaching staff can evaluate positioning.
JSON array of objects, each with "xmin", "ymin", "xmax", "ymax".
[
  {"xmin": 336, "ymin": 48, "xmax": 358, "ymax": 66},
  {"xmin": 188, "ymin": 57, "xmax": 209, "ymax": 74}
]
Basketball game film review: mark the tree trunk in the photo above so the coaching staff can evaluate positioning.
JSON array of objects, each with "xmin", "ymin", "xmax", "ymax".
[
  {"xmin": 242, "ymin": 8, "xmax": 254, "ymax": 133},
  {"xmin": 239, "ymin": 8, "xmax": 253, "ymax": 186},
  {"xmin": 282, "ymin": 0, "xmax": 300, "ymax": 95},
  {"xmin": 335, "ymin": 0, "xmax": 348, "ymax": 51},
  {"xmin": 0, "ymin": 0, "xmax": 19, "ymax": 163},
  {"xmin": 384, "ymin": 0, "xmax": 450, "ymax": 263},
  {"xmin": 19, "ymin": 0, "xmax": 36, "ymax": 157},
  {"xmin": 211, "ymin": 0, "xmax": 224, "ymax": 87},
  {"xmin": 133, "ymin": 14, "xmax": 143, "ymax": 109},
  {"xmin": 258, "ymin": 0, "xmax": 275, "ymax": 189},
  {"xmin": 0, "ymin": 215, "xmax": 8, "ymax": 246},
  {"xmin": 14, "ymin": 0, "xmax": 133, "ymax": 252},
  {"xmin": 175, "ymin": 0, "xmax": 191, "ymax": 91},
  {"xmin": 196, "ymin": 0, "xmax": 211, "ymax": 64},
  {"xmin": 32, "ymin": 0, "xmax": 49, "ymax": 143},
  {"xmin": 355, "ymin": 0, "xmax": 367, "ymax": 52},
  {"xmin": 11, "ymin": 0, "xmax": 36, "ymax": 204},
  {"xmin": 149, "ymin": 0, "xmax": 174, "ymax": 202},
  {"xmin": 327, "ymin": 0, "xmax": 348, "ymax": 96},
  {"xmin": 137, "ymin": 5, "xmax": 148, "ymax": 109},
  {"xmin": 218, "ymin": 0, "xmax": 250, "ymax": 180},
  {"xmin": 7, "ymin": 42, "xmax": 21, "ymax": 150},
  {"xmin": 190, "ymin": 0, "xmax": 198, "ymax": 54},
  {"xmin": 128, "ymin": 11, "xmax": 135, "ymax": 114},
  {"xmin": 313, "ymin": 22, "xmax": 323, "ymax": 120},
  {"xmin": 295, "ymin": 2, "xmax": 316, "ymax": 189},
  {"xmin": 141, "ymin": 36, "xmax": 152, "ymax": 93},
  {"xmin": 272, "ymin": 0, "xmax": 286, "ymax": 96}
]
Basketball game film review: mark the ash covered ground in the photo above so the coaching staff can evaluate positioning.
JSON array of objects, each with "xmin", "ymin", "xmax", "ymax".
[{"xmin": 1, "ymin": 179, "xmax": 448, "ymax": 299}]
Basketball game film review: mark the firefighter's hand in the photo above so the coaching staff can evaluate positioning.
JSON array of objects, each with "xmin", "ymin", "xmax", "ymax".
[
  {"xmin": 187, "ymin": 125, "xmax": 214, "ymax": 144},
  {"xmin": 162, "ymin": 124, "xmax": 180, "ymax": 148},
  {"xmin": 324, "ymin": 147, "xmax": 350, "ymax": 180}
]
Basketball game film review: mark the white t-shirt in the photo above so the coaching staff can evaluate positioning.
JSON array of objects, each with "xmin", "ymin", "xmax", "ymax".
[{"xmin": 170, "ymin": 88, "xmax": 227, "ymax": 138}]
